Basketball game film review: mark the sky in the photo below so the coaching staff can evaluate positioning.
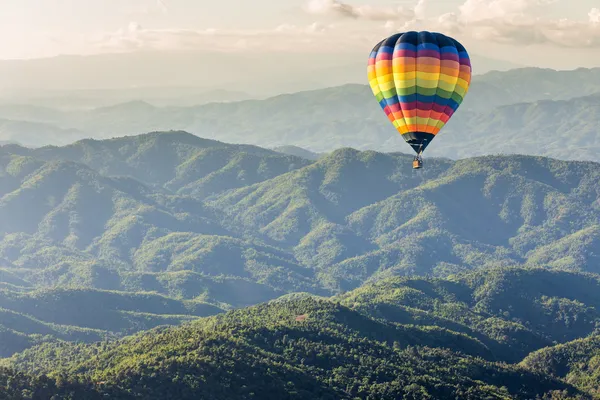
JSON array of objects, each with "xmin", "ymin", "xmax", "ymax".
[{"xmin": 2, "ymin": 0, "xmax": 600, "ymax": 69}]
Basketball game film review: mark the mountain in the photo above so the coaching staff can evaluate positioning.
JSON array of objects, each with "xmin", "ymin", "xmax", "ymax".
[
  {"xmin": 466, "ymin": 67, "xmax": 600, "ymax": 106},
  {"xmin": 0, "ymin": 133, "xmax": 598, "ymax": 398},
  {"xmin": 0, "ymin": 138, "xmax": 320, "ymax": 305},
  {"xmin": 272, "ymin": 145, "xmax": 324, "ymax": 160},
  {"xmin": 1, "ymin": 133, "xmax": 599, "ymax": 292},
  {"xmin": 1, "ymin": 131, "xmax": 313, "ymax": 194},
  {"xmin": 522, "ymin": 336, "xmax": 600, "ymax": 396},
  {"xmin": 0, "ymin": 87, "xmax": 255, "ymax": 111},
  {"xmin": 0, "ymin": 51, "xmax": 517, "ymax": 99},
  {"xmin": 4, "ymin": 268, "xmax": 599, "ymax": 399},
  {"xmin": 0, "ymin": 118, "xmax": 85, "ymax": 147},
  {"xmin": 0, "ymin": 287, "xmax": 221, "ymax": 358},
  {"xmin": 208, "ymin": 151, "xmax": 600, "ymax": 288},
  {"xmin": 2, "ymin": 68, "xmax": 600, "ymax": 159},
  {"xmin": 432, "ymin": 92, "xmax": 600, "ymax": 161},
  {"xmin": 0, "ymin": 133, "xmax": 599, "ymax": 361},
  {"xmin": 339, "ymin": 267, "xmax": 600, "ymax": 363}
]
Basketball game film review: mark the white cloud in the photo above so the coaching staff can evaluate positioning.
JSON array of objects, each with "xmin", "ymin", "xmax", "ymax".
[
  {"xmin": 590, "ymin": 8, "xmax": 600, "ymax": 24},
  {"xmin": 128, "ymin": 22, "xmax": 143, "ymax": 33},
  {"xmin": 88, "ymin": 22, "xmax": 345, "ymax": 54},
  {"xmin": 305, "ymin": 0, "xmax": 415, "ymax": 21},
  {"xmin": 307, "ymin": 0, "xmax": 600, "ymax": 48},
  {"xmin": 157, "ymin": 0, "xmax": 168, "ymax": 13},
  {"xmin": 414, "ymin": 0, "xmax": 428, "ymax": 20},
  {"xmin": 50, "ymin": 0, "xmax": 600, "ymax": 58},
  {"xmin": 458, "ymin": 0, "xmax": 553, "ymax": 21},
  {"xmin": 275, "ymin": 22, "xmax": 328, "ymax": 33},
  {"xmin": 451, "ymin": 0, "xmax": 600, "ymax": 47}
]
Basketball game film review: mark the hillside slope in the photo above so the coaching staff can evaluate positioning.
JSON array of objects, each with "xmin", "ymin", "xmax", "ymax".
[
  {"xmin": 522, "ymin": 336, "xmax": 600, "ymax": 396},
  {"xmin": 6, "ymin": 269, "xmax": 598, "ymax": 399},
  {"xmin": 339, "ymin": 268, "xmax": 600, "ymax": 363},
  {"xmin": 0, "ymin": 134, "xmax": 599, "ymax": 361}
]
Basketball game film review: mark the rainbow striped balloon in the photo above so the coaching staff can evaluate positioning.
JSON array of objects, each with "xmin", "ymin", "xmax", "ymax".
[{"xmin": 368, "ymin": 31, "xmax": 472, "ymax": 154}]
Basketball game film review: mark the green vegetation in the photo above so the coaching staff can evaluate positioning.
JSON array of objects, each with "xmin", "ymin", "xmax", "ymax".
[
  {"xmin": 522, "ymin": 336, "xmax": 600, "ymax": 397},
  {"xmin": 0, "ymin": 287, "xmax": 221, "ymax": 358},
  {"xmin": 0, "ymin": 132, "xmax": 599, "ymax": 398},
  {"xmin": 0, "ymin": 133, "xmax": 600, "ymax": 359},
  {"xmin": 340, "ymin": 268, "xmax": 600, "ymax": 362},
  {"xmin": 0, "ymin": 367, "xmax": 106, "ymax": 399},
  {"xmin": 5, "ymin": 268, "xmax": 600, "ymax": 399}
]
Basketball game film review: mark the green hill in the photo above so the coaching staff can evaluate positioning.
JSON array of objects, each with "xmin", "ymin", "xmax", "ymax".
[
  {"xmin": 0, "ymin": 287, "xmax": 221, "ymax": 358},
  {"xmin": 0, "ymin": 366, "xmax": 106, "ymax": 400},
  {"xmin": 522, "ymin": 336, "xmax": 600, "ymax": 396},
  {"xmin": 0, "ymin": 133, "xmax": 599, "ymax": 362},
  {"xmin": 5, "ymin": 269, "xmax": 598, "ymax": 399},
  {"xmin": 338, "ymin": 268, "xmax": 600, "ymax": 363},
  {"xmin": 209, "ymin": 152, "xmax": 600, "ymax": 289},
  {"xmin": 2, "ymin": 131, "xmax": 312, "ymax": 196}
]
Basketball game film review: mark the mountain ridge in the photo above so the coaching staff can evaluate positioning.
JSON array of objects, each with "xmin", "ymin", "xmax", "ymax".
[
  {"xmin": 4, "ymin": 267, "xmax": 599, "ymax": 399},
  {"xmin": 0, "ymin": 132, "xmax": 598, "ymax": 398},
  {"xmin": 2, "ymin": 68, "xmax": 600, "ymax": 161}
]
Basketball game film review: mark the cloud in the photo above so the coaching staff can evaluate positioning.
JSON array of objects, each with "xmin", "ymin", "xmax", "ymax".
[
  {"xmin": 307, "ymin": 0, "xmax": 600, "ymax": 48},
  {"xmin": 157, "ymin": 0, "xmax": 168, "ymax": 13},
  {"xmin": 125, "ymin": 0, "xmax": 168, "ymax": 18},
  {"xmin": 305, "ymin": 0, "xmax": 415, "ymax": 21},
  {"xmin": 449, "ymin": 0, "xmax": 600, "ymax": 47},
  {"xmin": 88, "ymin": 22, "xmax": 348, "ymax": 54},
  {"xmin": 55, "ymin": 0, "xmax": 600, "ymax": 58},
  {"xmin": 590, "ymin": 8, "xmax": 600, "ymax": 24},
  {"xmin": 413, "ymin": 0, "xmax": 428, "ymax": 20},
  {"xmin": 458, "ymin": 0, "xmax": 553, "ymax": 21},
  {"xmin": 275, "ymin": 22, "xmax": 328, "ymax": 33}
]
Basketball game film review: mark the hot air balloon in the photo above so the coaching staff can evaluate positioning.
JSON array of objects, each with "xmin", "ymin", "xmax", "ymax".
[{"xmin": 367, "ymin": 31, "xmax": 472, "ymax": 169}]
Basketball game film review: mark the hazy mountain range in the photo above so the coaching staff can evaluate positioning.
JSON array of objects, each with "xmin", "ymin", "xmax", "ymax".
[
  {"xmin": 0, "ymin": 67, "xmax": 599, "ymax": 163},
  {"xmin": 0, "ymin": 51, "xmax": 522, "ymax": 100}
]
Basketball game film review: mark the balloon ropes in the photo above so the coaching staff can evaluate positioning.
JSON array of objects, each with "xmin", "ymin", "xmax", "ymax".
[{"xmin": 367, "ymin": 31, "xmax": 472, "ymax": 169}]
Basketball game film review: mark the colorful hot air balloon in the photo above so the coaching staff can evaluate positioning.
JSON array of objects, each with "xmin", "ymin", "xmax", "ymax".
[{"xmin": 367, "ymin": 31, "xmax": 472, "ymax": 169}]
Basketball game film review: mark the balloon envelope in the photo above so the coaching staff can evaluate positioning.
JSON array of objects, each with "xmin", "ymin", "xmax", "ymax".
[{"xmin": 367, "ymin": 31, "xmax": 472, "ymax": 154}]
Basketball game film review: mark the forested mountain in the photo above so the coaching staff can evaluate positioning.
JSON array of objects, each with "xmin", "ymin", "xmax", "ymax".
[
  {"xmin": 1, "ymin": 68, "xmax": 600, "ymax": 162},
  {"xmin": 272, "ymin": 145, "xmax": 324, "ymax": 160},
  {"xmin": 0, "ymin": 288, "xmax": 221, "ymax": 358},
  {"xmin": 522, "ymin": 336, "xmax": 600, "ymax": 396},
  {"xmin": 3, "ymin": 268, "xmax": 599, "ymax": 399},
  {"xmin": 0, "ymin": 132, "xmax": 598, "ymax": 368}
]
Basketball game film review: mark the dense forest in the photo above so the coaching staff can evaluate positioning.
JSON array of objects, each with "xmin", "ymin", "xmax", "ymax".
[
  {"xmin": 2, "ymin": 268, "xmax": 599, "ymax": 399},
  {"xmin": 0, "ymin": 130, "xmax": 599, "ymax": 398}
]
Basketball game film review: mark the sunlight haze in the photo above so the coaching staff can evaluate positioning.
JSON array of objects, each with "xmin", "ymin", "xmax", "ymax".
[{"xmin": 2, "ymin": 0, "xmax": 600, "ymax": 69}]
